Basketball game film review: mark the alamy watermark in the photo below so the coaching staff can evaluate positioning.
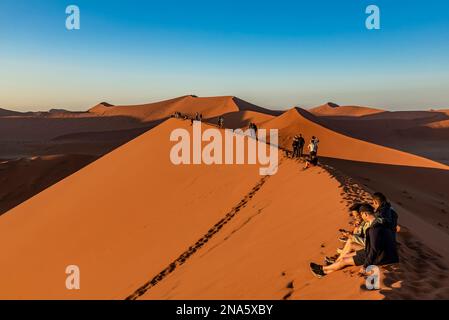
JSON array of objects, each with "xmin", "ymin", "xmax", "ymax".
[
  {"xmin": 66, "ymin": 5, "xmax": 80, "ymax": 30},
  {"xmin": 365, "ymin": 265, "xmax": 381, "ymax": 290},
  {"xmin": 169, "ymin": 121, "xmax": 279, "ymax": 175},
  {"xmin": 65, "ymin": 265, "xmax": 80, "ymax": 290},
  {"xmin": 365, "ymin": 5, "xmax": 381, "ymax": 30}
]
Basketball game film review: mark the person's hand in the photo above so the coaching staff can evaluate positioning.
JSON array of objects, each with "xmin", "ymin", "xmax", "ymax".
[{"xmin": 358, "ymin": 267, "xmax": 366, "ymax": 275}]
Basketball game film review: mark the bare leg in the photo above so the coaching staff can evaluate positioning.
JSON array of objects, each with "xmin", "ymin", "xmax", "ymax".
[{"xmin": 323, "ymin": 256, "xmax": 356, "ymax": 274}]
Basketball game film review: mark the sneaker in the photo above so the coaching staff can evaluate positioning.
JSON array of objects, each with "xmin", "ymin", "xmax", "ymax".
[{"xmin": 310, "ymin": 263, "xmax": 326, "ymax": 278}]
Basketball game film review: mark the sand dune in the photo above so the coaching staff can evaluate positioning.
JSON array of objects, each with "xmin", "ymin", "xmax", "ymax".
[
  {"xmin": 1, "ymin": 96, "xmax": 449, "ymax": 300},
  {"xmin": 138, "ymin": 159, "xmax": 382, "ymax": 300},
  {"xmin": 0, "ymin": 119, "xmax": 265, "ymax": 299},
  {"xmin": 89, "ymin": 95, "xmax": 277, "ymax": 122},
  {"xmin": 262, "ymin": 107, "xmax": 448, "ymax": 169},
  {"xmin": 309, "ymin": 103, "xmax": 384, "ymax": 117},
  {"xmin": 206, "ymin": 110, "xmax": 275, "ymax": 129},
  {"xmin": 0, "ymin": 118, "xmax": 398, "ymax": 300},
  {"xmin": 314, "ymin": 109, "xmax": 449, "ymax": 165},
  {"xmin": 0, "ymin": 108, "xmax": 23, "ymax": 117}
]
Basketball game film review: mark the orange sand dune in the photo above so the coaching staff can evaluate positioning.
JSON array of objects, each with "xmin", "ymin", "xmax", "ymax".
[
  {"xmin": 140, "ymin": 159, "xmax": 381, "ymax": 300},
  {"xmin": 314, "ymin": 109, "xmax": 449, "ymax": 165},
  {"xmin": 206, "ymin": 110, "xmax": 275, "ymax": 129},
  {"xmin": 89, "ymin": 95, "xmax": 277, "ymax": 122},
  {"xmin": 424, "ymin": 119, "xmax": 449, "ymax": 129},
  {"xmin": 262, "ymin": 107, "xmax": 448, "ymax": 170},
  {"xmin": 0, "ymin": 119, "xmax": 265, "ymax": 299},
  {"xmin": 0, "ymin": 118, "xmax": 393, "ymax": 300},
  {"xmin": 309, "ymin": 103, "xmax": 384, "ymax": 117}
]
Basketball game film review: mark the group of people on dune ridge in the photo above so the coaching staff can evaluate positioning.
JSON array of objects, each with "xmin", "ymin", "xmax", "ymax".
[{"xmin": 291, "ymin": 134, "xmax": 319, "ymax": 169}]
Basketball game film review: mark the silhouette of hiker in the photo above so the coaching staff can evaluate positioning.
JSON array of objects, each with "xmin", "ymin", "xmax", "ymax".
[
  {"xmin": 298, "ymin": 134, "xmax": 305, "ymax": 158},
  {"xmin": 312, "ymin": 136, "xmax": 319, "ymax": 156},
  {"xmin": 218, "ymin": 116, "xmax": 224, "ymax": 128},
  {"xmin": 292, "ymin": 136, "xmax": 299, "ymax": 158}
]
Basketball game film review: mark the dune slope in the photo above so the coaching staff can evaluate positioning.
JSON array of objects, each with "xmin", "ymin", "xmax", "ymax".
[
  {"xmin": 0, "ymin": 119, "xmax": 265, "ymax": 299},
  {"xmin": 309, "ymin": 103, "xmax": 384, "ymax": 117},
  {"xmin": 88, "ymin": 95, "xmax": 277, "ymax": 122},
  {"xmin": 262, "ymin": 108, "xmax": 448, "ymax": 170}
]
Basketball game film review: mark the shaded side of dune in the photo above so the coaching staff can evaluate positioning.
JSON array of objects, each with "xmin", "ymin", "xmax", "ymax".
[{"xmin": 0, "ymin": 155, "xmax": 97, "ymax": 216}]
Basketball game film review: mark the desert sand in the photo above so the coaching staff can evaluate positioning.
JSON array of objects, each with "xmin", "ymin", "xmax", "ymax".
[
  {"xmin": 309, "ymin": 102, "xmax": 384, "ymax": 117},
  {"xmin": 0, "ymin": 96, "xmax": 448, "ymax": 300},
  {"xmin": 314, "ymin": 106, "xmax": 449, "ymax": 165}
]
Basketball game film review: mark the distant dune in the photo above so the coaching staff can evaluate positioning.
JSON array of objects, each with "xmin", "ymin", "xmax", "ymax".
[
  {"xmin": 309, "ymin": 102, "xmax": 384, "ymax": 117},
  {"xmin": 88, "ymin": 95, "xmax": 279, "ymax": 122},
  {"xmin": 0, "ymin": 108, "xmax": 22, "ymax": 117},
  {"xmin": 262, "ymin": 107, "xmax": 447, "ymax": 169}
]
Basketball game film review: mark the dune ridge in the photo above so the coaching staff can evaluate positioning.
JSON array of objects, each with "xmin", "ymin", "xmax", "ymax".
[
  {"xmin": 309, "ymin": 103, "xmax": 384, "ymax": 117},
  {"xmin": 262, "ymin": 107, "xmax": 448, "ymax": 170}
]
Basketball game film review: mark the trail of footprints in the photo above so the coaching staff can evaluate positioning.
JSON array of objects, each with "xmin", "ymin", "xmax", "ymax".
[
  {"xmin": 323, "ymin": 163, "xmax": 449, "ymax": 299},
  {"xmin": 125, "ymin": 175, "xmax": 270, "ymax": 300}
]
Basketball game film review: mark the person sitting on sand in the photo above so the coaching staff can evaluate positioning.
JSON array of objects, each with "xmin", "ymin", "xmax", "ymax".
[
  {"xmin": 303, "ymin": 154, "xmax": 318, "ymax": 170},
  {"xmin": 310, "ymin": 204, "xmax": 399, "ymax": 278},
  {"xmin": 325, "ymin": 203, "xmax": 374, "ymax": 265},
  {"xmin": 372, "ymin": 192, "xmax": 399, "ymax": 233}
]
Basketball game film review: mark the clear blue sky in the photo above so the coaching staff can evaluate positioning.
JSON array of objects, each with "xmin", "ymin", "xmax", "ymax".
[{"xmin": 1, "ymin": 0, "xmax": 448, "ymax": 111}]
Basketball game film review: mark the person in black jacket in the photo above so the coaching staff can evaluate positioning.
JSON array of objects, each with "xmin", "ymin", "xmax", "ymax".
[
  {"xmin": 298, "ymin": 134, "xmax": 305, "ymax": 158},
  {"xmin": 310, "ymin": 204, "xmax": 399, "ymax": 278},
  {"xmin": 372, "ymin": 192, "xmax": 399, "ymax": 232}
]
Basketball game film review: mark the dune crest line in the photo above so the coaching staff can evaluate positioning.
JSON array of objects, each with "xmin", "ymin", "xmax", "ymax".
[{"xmin": 125, "ymin": 174, "xmax": 272, "ymax": 300}]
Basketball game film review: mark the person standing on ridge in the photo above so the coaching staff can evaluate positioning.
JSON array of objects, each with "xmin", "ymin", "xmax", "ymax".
[
  {"xmin": 218, "ymin": 116, "xmax": 224, "ymax": 128},
  {"xmin": 298, "ymin": 134, "xmax": 305, "ymax": 158},
  {"xmin": 292, "ymin": 136, "xmax": 299, "ymax": 158}
]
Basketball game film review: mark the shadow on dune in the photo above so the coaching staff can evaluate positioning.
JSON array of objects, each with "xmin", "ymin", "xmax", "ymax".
[
  {"xmin": 321, "ymin": 157, "xmax": 449, "ymax": 299},
  {"xmin": 321, "ymin": 157, "xmax": 449, "ymax": 232},
  {"xmin": 318, "ymin": 111, "xmax": 449, "ymax": 165}
]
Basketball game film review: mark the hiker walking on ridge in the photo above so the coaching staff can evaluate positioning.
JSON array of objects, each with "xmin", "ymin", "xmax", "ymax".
[
  {"xmin": 249, "ymin": 122, "xmax": 258, "ymax": 140},
  {"xmin": 218, "ymin": 116, "xmax": 224, "ymax": 129}
]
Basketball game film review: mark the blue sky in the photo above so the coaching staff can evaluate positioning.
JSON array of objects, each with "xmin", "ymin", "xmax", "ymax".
[{"xmin": 1, "ymin": 0, "xmax": 449, "ymax": 111}]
